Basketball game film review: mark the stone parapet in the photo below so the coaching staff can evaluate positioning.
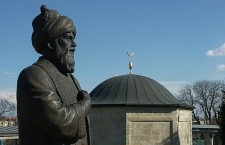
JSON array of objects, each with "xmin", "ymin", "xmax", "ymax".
[{"xmin": 90, "ymin": 107, "xmax": 192, "ymax": 145}]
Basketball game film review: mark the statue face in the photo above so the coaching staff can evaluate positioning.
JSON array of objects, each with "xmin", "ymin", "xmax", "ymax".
[{"xmin": 53, "ymin": 32, "xmax": 76, "ymax": 73}]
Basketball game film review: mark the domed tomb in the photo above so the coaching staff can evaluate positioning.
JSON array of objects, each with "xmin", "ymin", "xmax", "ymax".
[
  {"xmin": 89, "ymin": 74, "xmax": 193, "ymax": 145},
  {"xmin": 91, "ymin": 74, "xmax": 190, "ymax": 107}
]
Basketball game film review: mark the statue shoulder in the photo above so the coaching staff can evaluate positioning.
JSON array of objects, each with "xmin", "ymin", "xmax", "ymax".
[
  {"xmin": 17, "ymin": 63, "xmax": 57, "ymax": 93},
  {"xmin": 20, "ymin": 64, "xmax": 46, "ymax": 77},
  {"xmin": 19, "ymin": 58, "xmax": 57, "ymax": 79}
]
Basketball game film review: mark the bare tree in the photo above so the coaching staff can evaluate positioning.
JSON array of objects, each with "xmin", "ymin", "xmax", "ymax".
[
  {"xmin": 178, "ymin": 80, "xmax": 224, "ymax": 145},
  {"xmin": 219, "ymin": 92, "xmax": 225, "ymax": 145},
  {"xmin": 0, "ymin": 97, "xmax": 16, "ymax": 117},
  {"xmin": 178, "ymin": 80, "xmax": 224, "ymax": 125}
]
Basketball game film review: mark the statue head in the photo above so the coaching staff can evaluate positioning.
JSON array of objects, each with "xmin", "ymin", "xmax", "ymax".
[{"xmin": 32, "ymin": 5, "xmax": 76, "ymax": 73}]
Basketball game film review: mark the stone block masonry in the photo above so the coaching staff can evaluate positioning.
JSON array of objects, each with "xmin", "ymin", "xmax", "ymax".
[{"xmin": 90, "ymin": 107, "xmax": 192, "ymax": 145}]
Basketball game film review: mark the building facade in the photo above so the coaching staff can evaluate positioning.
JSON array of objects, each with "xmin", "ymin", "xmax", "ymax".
[{"xmin": 89, "ymin": 74, "xmax": 193, "ymax": 145}]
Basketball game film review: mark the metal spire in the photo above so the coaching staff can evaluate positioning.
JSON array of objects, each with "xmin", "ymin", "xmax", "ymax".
[{"xmin": 127, "ymin": 49, "xmax": 134, "ymax": 74}]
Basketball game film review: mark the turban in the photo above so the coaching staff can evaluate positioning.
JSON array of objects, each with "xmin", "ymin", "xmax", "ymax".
[{"xmin": 32, "ymin": 5, "xmax": 76, "ymax": 54}]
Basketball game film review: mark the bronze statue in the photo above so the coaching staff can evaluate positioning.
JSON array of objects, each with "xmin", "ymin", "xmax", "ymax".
[{"xmin": 17, "ymin": 5, "xmax": 91, "ymax": 145}]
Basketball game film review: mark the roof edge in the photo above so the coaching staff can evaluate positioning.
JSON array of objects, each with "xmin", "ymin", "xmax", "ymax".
[{"xmin": 91, "ymin": 103, "xmax": 194, "ymax": 109}]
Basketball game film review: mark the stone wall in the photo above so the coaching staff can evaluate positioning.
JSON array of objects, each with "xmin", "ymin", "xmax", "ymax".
[
  {"xmin": 126, "ymin": 107, "xmax": 179, "ymax": 145},
  {"xmin": 178, "ymin": 109, "xmax": 192, "ymax": 145},
  {"xmin": 89, "ymin": 107, "xmax": 192, "ymax": 145},
  {"xmin": 89, "ymin": 107, "xmax": 126, "ymax": 145}
]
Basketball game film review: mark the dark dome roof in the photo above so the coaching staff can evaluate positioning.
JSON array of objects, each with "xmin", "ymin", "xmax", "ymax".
[{"xmin": 90, "ymin": 74, "xmax": 193, "ymax": 109}]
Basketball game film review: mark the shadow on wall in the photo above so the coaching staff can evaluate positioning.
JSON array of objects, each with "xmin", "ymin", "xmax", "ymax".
[{"xmin": 161, "ymin": 131, "xmax": 180, "ymax": 145}]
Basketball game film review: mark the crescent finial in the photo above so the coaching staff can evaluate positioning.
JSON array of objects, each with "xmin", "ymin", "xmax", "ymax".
[
  {"xmin": 127, "ymin": 49, "xmax": 134, "ymax": 57},
  {"xmin": 127, "ymin": 48, "xmax": 134, "ymax": 74}
]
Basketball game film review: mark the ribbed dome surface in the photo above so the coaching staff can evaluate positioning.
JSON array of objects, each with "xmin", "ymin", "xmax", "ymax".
[{"xmin": 90, "ymin": 74, "xmax": 192, "ymax": 108}]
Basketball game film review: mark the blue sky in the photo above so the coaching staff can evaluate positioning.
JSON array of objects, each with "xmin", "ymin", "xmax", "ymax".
[{"xmin": 1, "ymin": 0, "xmax": 225, "ymax": 101}]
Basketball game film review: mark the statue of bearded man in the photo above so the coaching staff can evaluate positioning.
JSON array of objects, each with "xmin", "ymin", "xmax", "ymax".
[{"xmin": 17, "ymin": 5, "xmax": 91, "ymax": 145}]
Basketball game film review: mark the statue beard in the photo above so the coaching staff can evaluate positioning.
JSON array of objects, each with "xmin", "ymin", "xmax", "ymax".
[{"xmin": 55, "ymin": 47, "xmax": 75, "ymax": 74}]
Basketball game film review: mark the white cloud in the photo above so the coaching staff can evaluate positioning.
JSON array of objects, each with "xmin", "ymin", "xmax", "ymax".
[
  {"xmin": 215, "ymin": 64, "xmax": 225, "ymax": 72},
  {"xmin": 158, "ymin": 81, "xmax": 188, "ymax": 96},
  {"xmin": 211, "ymin": 74, "xmax": 225, "ymax": 80},
  {"xmin": 0, "ymin": 71, "xmax": 16, "ymax": 75},
  {"xmin": 206, "ymin": 43, "xmax": 225, "ymax": 57},
  {"xmin": 0, "ymin": 88, "xmax": 16, "ymax": 104}
]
